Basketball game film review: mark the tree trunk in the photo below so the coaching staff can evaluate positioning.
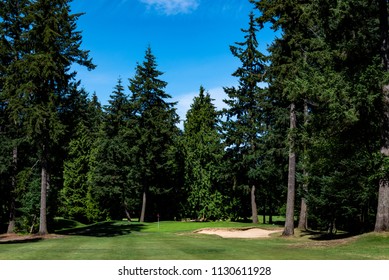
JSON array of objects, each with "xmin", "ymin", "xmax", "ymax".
[
  {"xmin": 251, "ymin": 185, "xmax": 258, "ymax": 224},
  {"xmin": 375, "ymin": 175, "xmax": 389, "ymax": 232},
  {"xmin": 375, "ymin": 0, "xmax": 389, "ymax": 232},
  {"xmin": 123, "ymin": 201, "xmax": 132, "ymax": 222},
  {"xmin": 283, "ymin": 102, "xmax": 296, "ymax": 236},
  {"xmin": 298, "ymin": 100, "xmax": 309, "ymax": 230},
  {"xmin": 7, "ymin": 146, "xmax": 18, "ymax": 234},
  {"xmin": 298, "ymin": 198, "xmax": 308, "ymax": 230},
  {"xmin": 139, "ymin": 186, "xmax": 147, "ymax": 222},
  {"xmin": 269, "ymin": 196, "xmax": 273, "ymax": 224},
  {"xmin": 262, "ymin": 198, "xmax": 266, "ymax": 224},
  {"xmin": 38, "ymin": 146, "xmax": 48, "ymax": 235}
]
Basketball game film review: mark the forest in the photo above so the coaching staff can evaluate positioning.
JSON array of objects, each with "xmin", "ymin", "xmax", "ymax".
[{"xmin": 1, "ymin": 0, "xmax": 389, "ymax": 237}]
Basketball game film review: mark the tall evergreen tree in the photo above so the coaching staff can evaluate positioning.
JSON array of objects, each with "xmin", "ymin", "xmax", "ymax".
[
  {"xmin": 60, "ymin": 94, "xmax": 103, "ymax": 223},
  {"xmin": 253, "ymin": 0, "xmax": 384, "ymax": 233},
  {"xmin": 222, "ymin": 12, "xmax": 268, "ymax": 224},
  {"xmin": 375, "ymin": 0, "xmax": 389, "ymax": 232},
  {"xmin": 128, "ymin": 47, "xmax": 179, "ymax": 222},
  {"xmin": 3, "ymin": 0, "xmax": 94, "ymax": 234},
  {"xmin": 0, "ymin": 0, "xmax": 30, "ymax": 234},
  {"xmin": 183, "ymin": 86, "xmax": 225, "ymax": 220},
  {"xmin": 89, "ymin": 78, "xmax": 136, "ymax": 221}
]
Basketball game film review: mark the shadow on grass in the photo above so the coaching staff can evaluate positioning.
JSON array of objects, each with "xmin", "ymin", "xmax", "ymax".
[
  {"xmin": 299, "ymin": 229, "xmax": 359, "ymax": 241},
  {"xmin": 56, "ymin": 221, "xmax": 145, "ymax": 237},
  {"xmin": 0, "ymin": 236, "xmax": 43, "ymax": 244}
]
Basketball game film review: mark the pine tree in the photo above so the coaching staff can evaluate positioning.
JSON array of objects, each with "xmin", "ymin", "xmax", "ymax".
[
  {"xmin": 222, "ymin": 12, "xmax": 268, "ymax": 224},
  {"xmin": 0, "ymin": 0, "xmax": 30, "ymax": 234},
  {"xmin": 3, "ymin": 0, "xmax": 94, "ymax": 234},
  {"xmin": 183, "ymin": 86, "xmax": 225, "ymax": 220},
  {"xmin": 251, "ymin": 0, "xmax": 327, "ymax": 235},
  {"xmin": 60, "ymin": 94, "xmax": 103, "ymax": 223},
  {"xmin": 252, "ymin": 0, "xmax": 384, "ymax": 233},
  {"xmin": 128, "ymin": 47, "xmax": 179, "ymax": 222},
  {"xmin": 89, "ymin": 78, "xmax": 136, "ymax": 221}
]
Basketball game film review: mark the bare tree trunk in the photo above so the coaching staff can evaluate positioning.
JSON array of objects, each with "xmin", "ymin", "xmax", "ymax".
[
  {"xmin": 7, "ymin": 146, "xmax": 18, "ymax": 234},
  {"xmin": 375, "ymin": 174, "xmax": 389, "ymax": 232},
  {"xmin": 38, "ymin": 146, "xmax": 48, "ymax": 235},
  {"xmin": 123, "ymin": 201, "xmax": 132, "ymax": 222},
  {"xmin": 283, "ymin": 102, "xmax": 296, "ymax": 236},
  {"xmin": 269, "ymin": 196, "xmax": 273, "ymax": 224},
  {"xmin": 298, "ymin": 197, "xmax": 308, "ymax": 230},
  {"xmin": 139, "ymin": 186, "xmax": 147, "ymax": 223},
  {"xmin": 375, "ymin": 0, "xmax": 389, "ymax": 232},
  {"xmin": 251, "ymin": 185, "xmax": 258, "ymax": 224},
  {"xmin": 376, "ymin": 143, "xmax": 389, "ymax": 231},
  {"xmin": 262, "ymin": 198, "xmax": 266, "ymax": 224},
  {"xmin": 298, "ymin": 100, "xmax": 309, "ymax": 230}
]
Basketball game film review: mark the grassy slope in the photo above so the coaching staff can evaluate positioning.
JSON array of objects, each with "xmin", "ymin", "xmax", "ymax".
[{"xmin": 0, "ymin": 221, "xmax": 389, "ymax": 260}]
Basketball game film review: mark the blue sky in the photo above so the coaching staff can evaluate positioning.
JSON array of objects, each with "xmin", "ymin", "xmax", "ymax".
[{"xmin": 70, "ymin": 0, "xmax": 276, "ymax": 123}]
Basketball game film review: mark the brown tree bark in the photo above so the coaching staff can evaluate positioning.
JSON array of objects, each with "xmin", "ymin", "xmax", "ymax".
[
  {"xmin": 283, "ymin": 102, "xmax": 296, "ymax": 236},
  {"xmin": 376, "ymin": 149, "xmax": 389, "ymax": 232},
  {"xmin": 38, "ymin": 146, "xmax": 48, "ymax": 235},
  {"xmin": 298, "ymin": 197, "xmax": 308, "ymax": 230},
  {"xmin": 298, "ymin": 100, "xmax": 309, "ymax": 230},
  {"xmin": 139, "ymin": 186, "xmax": 147, "ymax": 223},
  {"xmin": 7, "ymin": 146, "xmax": 18, "ymax": 234},
  {"xmin": 123, "ymin": 201, "xmax": 132, "ymax": 222},
  {"xmin": 375, "ymin": 0, "xmax": 389, "ymax": 232},
  {"xmin": 251, "ymin": 185, "xmax": 258, "ymax": 224}
]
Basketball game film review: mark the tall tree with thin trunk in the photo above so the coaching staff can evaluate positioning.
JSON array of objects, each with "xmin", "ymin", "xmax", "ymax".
[
  {"xmin": 375, "ymin": 0, "xmax": 389, "ymax": 232},
  {"xmin": 4, "ymin": 0, "xmax": 94, "ymax": 234},
  {"xmin": 0, "ymin": 0, "xmax": 30, "ymax": 234},
  {"xmin": 283, "ymin": 103, "xmax": 296, "ymax": 235},
  {"xmin": 222, "ymin": 12, "xmax": 268, "ymax": 224},
  {"xmin": 298, "ymin": 100, "xmax": 309, "ymax": 230},
  {"xmin": 129, "ymin": 47, "xmax": 179, "ymax": 223}
]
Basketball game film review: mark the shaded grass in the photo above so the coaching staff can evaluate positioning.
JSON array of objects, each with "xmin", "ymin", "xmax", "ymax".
[{"xmin": 0, "ymin": 221, "xmax": 389, "ymax": 260}]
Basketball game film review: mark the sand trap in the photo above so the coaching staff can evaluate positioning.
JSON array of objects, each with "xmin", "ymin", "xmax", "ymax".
[{"xmin": 196, "ymin": 228, "xmax": 282, "ymax": 239}]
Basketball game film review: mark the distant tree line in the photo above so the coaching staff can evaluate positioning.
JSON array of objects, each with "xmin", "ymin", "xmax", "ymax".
[{"xmin": 1, "ymin": 0, "xmax": 389, "ymax": 236}]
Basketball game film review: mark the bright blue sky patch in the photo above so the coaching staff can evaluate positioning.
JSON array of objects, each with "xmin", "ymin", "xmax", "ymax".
[{"xmin": 70, "ymin": 0, "xmax": 276, "ymax": 123}]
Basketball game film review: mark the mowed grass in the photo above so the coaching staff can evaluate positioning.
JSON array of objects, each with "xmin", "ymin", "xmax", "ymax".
[{"xmin": 1, "ymin": 220, "xmax": 389, "ymax": 260}]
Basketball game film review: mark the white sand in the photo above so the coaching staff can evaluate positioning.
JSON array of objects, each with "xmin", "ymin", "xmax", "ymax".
[{"xmin": 196, "ymin": 228, "xmax": 282, "ymax": 238}]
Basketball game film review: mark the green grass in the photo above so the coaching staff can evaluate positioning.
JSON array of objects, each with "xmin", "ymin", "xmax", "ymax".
[{"xmin": 1, "ymin": 220, "xmax": 389, "ymax": 260}]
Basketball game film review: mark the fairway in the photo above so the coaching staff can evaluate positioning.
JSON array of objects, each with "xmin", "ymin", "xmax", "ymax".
[{"xmin": 1, "ymin": 221, "xmax": 389, "ymax": 260}]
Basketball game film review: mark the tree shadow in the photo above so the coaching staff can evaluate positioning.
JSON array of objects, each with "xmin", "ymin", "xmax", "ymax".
[
  {"xmin": 300, "ymin": 229, "xmax": 359, "ymax": 241},
  {"xmin": 55, "ymin": 221, "xmax": 145, "ymax": 237},
  {"xmin": 0, "ymin": 235, "xmax": 43, "ymax": 244}
]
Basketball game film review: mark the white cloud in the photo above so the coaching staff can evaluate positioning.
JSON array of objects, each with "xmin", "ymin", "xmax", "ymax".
[{"xmin": 139, "ymin": 0, "xmax": 200, "ymax": 15}]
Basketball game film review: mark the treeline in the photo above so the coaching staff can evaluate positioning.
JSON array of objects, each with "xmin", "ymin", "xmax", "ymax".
[{"xmin": 1, "ymin": 0, "xmax": 389, "ymax": 236}]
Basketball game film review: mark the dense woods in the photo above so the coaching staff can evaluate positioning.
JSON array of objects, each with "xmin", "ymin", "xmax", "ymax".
[{"xmin": 1, "ymin": 0, "xmax": 389, "ymax": 235}]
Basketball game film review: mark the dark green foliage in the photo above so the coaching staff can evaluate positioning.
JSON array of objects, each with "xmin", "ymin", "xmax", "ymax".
[
  {"xmin": 0, "ymin": 0, "xmax": 94, "ymax": 234},
  {"xmin": 1, "ymin": 0, "xmax": 388, "ymax": 235},
  {"xmin": 60, "ymin": 94, "xmax": 103, "ymax": 223},
  {"xmin": 128, "ymin": 47, "xmax": 180, "ymax": 222},
  {"xmin": 251, "ymin": 0, "xmax": 385, "ymax": 233},
  {"xmin": 182, "ymin": 86, "xmax": 226, "ymax": 220},
  {"xmin": 87, "ymin": 79, "xmax": 138, "ymax": 221},
  {"xmin": 222, "ymin": 12, "xmax": 273, "ymax": 223}
]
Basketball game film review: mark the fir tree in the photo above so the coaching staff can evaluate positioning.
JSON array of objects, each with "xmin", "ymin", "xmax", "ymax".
[
  {"xmin": 0, "ymin": 0, "xmax": 30, "ymax": 234},
  {"xmin": 89, "ymin": 78, "xmax": 136, "ymax": 221},
  {"xmin": 3, "ymin": 0, "xmax": 95, "ymax": 234},
  {"xmin": 183, "ymin": 86, "xmax": 225, "ymax": 220},
  {"xmin": 128, "ymin": 47, "xmax": 179, "ymax": 222},
  {"xmin": 60, "ymin": 94, "xmax": 103, "ymax": 223},
  {"xmin": 222, "ymin": 12, "xmax": 268, "ymax": 224}
]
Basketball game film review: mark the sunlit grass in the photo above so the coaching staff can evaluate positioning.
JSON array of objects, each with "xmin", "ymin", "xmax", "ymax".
[{"xmin": 0, "ymin": 220, "xmax": 388, "ymax": 260}]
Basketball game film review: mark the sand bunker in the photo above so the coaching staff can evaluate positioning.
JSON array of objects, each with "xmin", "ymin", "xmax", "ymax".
[{"xmin": 196, "ymin": 228, "xmax": 282, "ymax": 239}]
